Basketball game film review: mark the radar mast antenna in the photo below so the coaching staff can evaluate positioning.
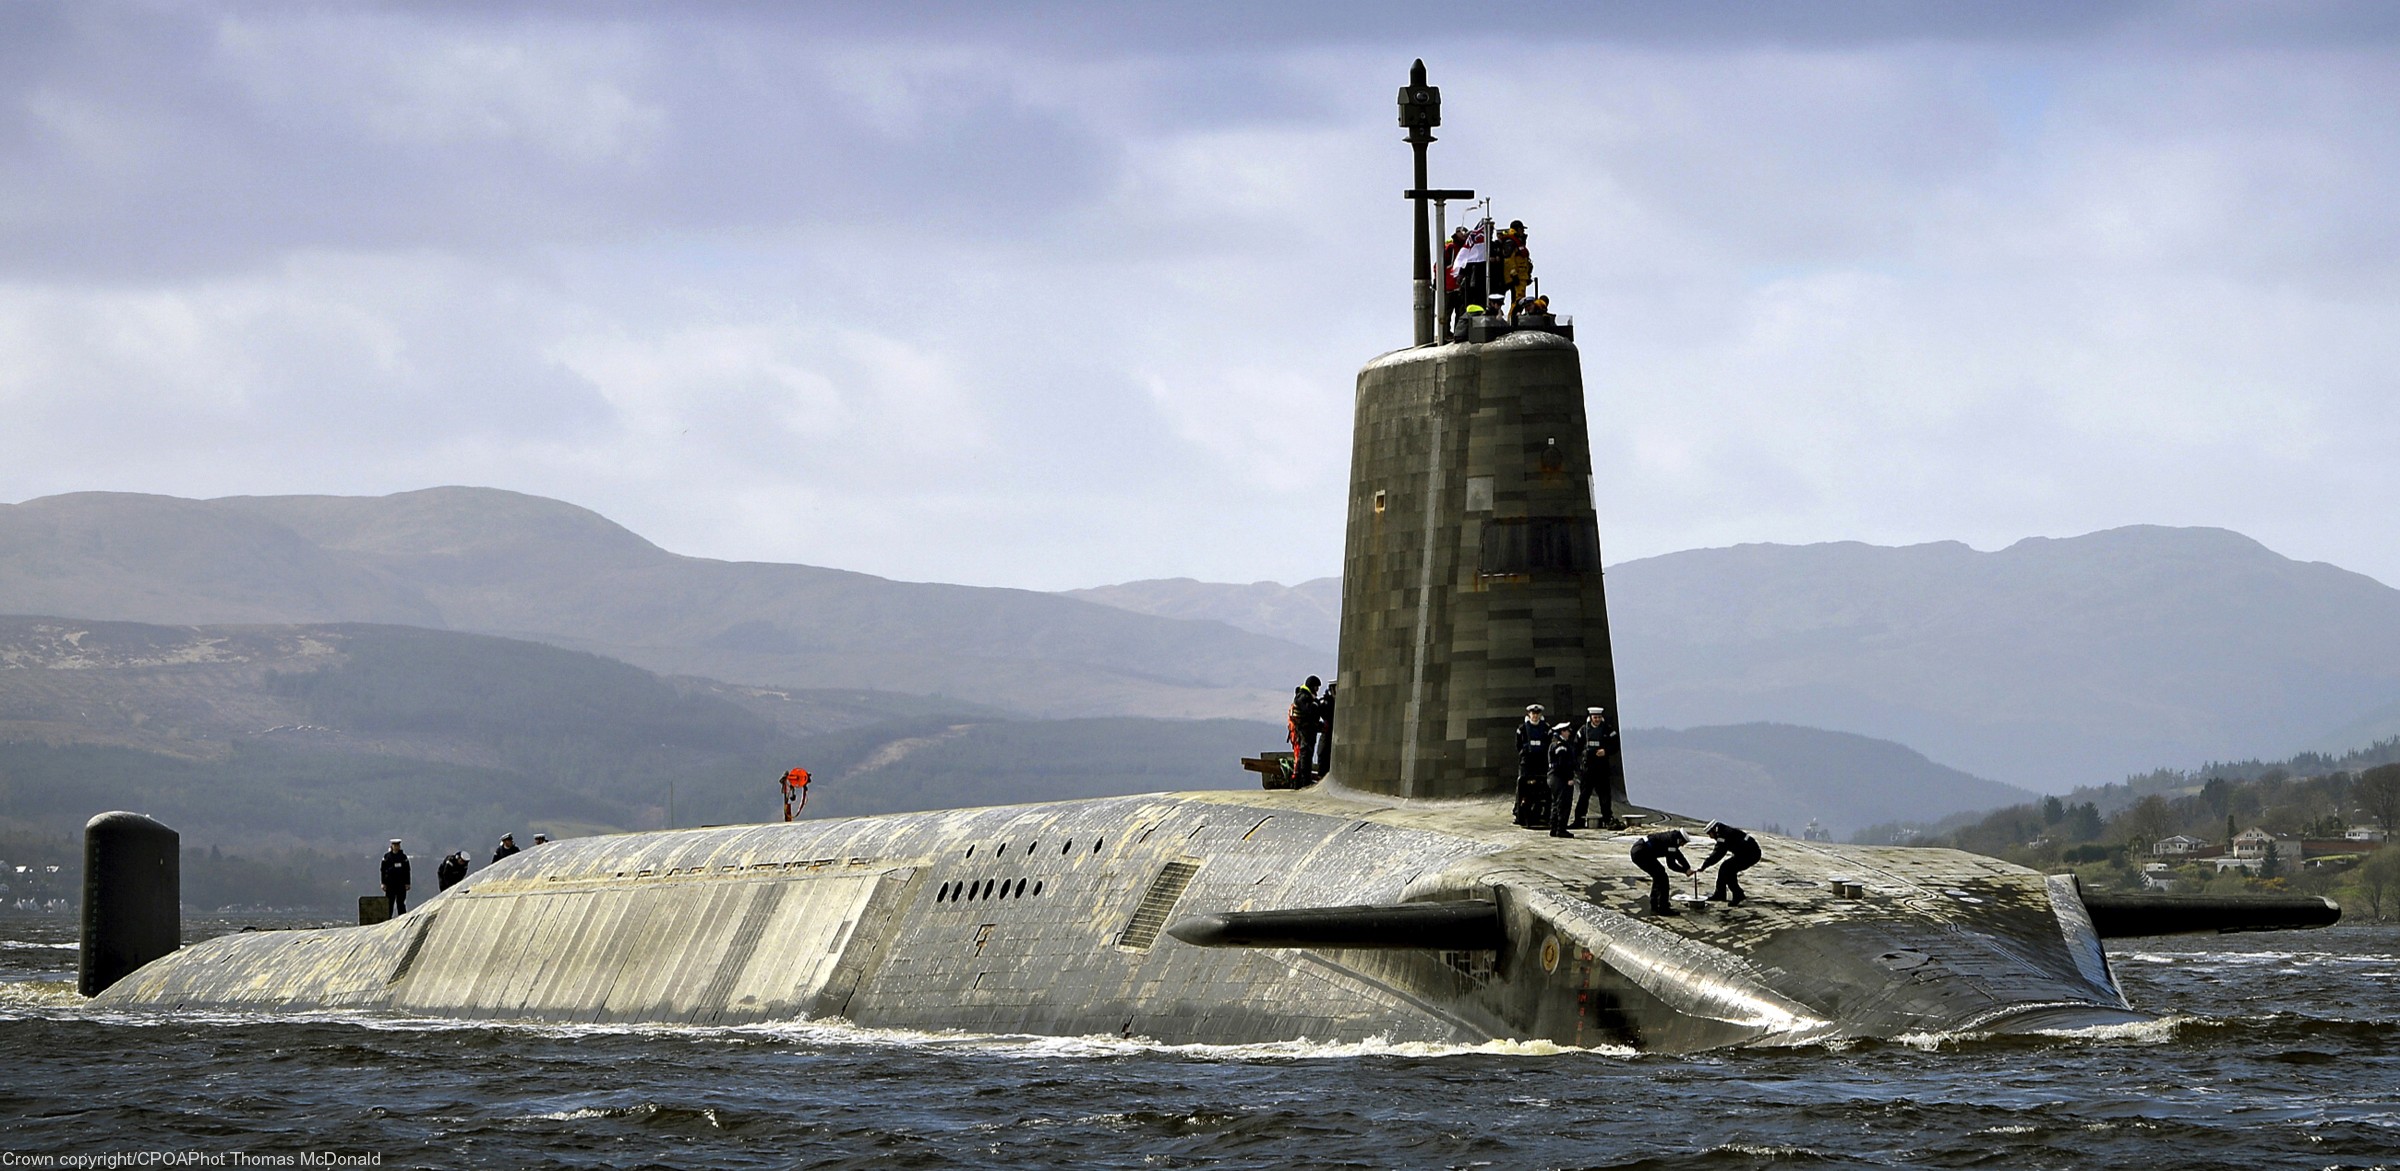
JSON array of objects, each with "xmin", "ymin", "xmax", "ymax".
[{"xmin": 1400, "ymin": 62, "xmax": 1473, "ymax": 346}]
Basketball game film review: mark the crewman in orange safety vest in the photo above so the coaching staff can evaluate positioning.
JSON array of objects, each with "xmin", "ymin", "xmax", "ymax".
[{"xmin": 781, "ymin": 767, "xmax": 812, "ymax": 821}]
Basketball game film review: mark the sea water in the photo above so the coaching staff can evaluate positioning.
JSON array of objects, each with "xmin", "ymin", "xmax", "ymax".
[{"xmin": 1, "ymin": 913, "xmax": 2393, "ymax": 1170}]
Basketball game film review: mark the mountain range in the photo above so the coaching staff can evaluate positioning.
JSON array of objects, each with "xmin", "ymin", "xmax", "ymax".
[
  {"xmin": 0, "ymin": 612, "xmax": 2021, "ymax": 857},
  {"xmin": 0, "ymin": 489, "xmax": 1322, "ymax": 720},
  {"xmin": 12, "ymin": 486, "xmax": 2383, "ymax": 850}
]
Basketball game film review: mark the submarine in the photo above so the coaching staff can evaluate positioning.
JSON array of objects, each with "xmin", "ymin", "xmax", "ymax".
[{"xmin": 80, "ymin": 63, "xmax": 2337, "ymax": 1052}]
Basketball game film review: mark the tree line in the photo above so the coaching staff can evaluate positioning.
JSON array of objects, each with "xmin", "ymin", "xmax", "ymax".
[{"xmin": 1860, "ymin": 747, "xmax": 2400, "ymax": 920}]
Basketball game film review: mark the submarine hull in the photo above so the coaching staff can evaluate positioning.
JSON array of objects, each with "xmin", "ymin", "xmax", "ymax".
[{"xmin": 90, "ymin": 788, "xmax": 2143, "ymax": 1051}]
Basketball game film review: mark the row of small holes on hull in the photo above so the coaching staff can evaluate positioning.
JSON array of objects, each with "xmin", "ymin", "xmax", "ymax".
[
  {"xmin": 965, "ymin": 838, "xmax": 1103, "ymax": 859},
  {"xmin": 936, "ymin": 877, "xmax": 1044, "ymax": 903}
]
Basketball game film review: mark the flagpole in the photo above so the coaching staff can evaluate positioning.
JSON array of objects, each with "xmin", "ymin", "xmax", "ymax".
[
  {"xmin": 1468, "ymin": 199, "xmax": 1488, "ymax": 319},
  {"xmin": 1433, "ymin": 198, "xmax": 1447, "ymax": 342}
]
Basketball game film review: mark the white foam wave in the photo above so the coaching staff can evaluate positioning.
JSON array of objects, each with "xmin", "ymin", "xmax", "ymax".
[
  {"xmin": 39, "ymin": 1002, "xmax": 1636, "ymax": 1061},
  {"xmin": 1888, "ymin": 1014, "xmax": 2188, "ymax": 1051},
  {"xmin": 2028, "ymin": 1015, "xmax": 2188, "ymax": 1044},
  {"xmin": 0, "ymin": 978, "xmax": 84, "ymax": 1015},
  {"xmin": 518, "ymin": 1104, "xmax": 725, "ymax": 1127}
]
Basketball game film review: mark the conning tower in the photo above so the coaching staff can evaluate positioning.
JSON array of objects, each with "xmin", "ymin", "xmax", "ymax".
[{"xmin": 1332, "ymin": 62, "xmax": 1623, "ymax": 800}]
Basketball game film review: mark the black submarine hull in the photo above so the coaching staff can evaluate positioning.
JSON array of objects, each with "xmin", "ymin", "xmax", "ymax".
[{"xmin": 88, "ymin": 786, "xmax": 2224, "ymax": 1051}]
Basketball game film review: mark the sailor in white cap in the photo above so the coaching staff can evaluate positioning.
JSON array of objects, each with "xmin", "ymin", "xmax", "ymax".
[
  {"xmin": 380, "ymin": 838, "xmax": 412, "ymax": 915},
  {"xmin": 1575, "ymin": 706, "xmax": 1620, "ymax": 828},
  {"xmin": 1513, "ymin": 704, "xmax": 1551, "ymax": 826}
]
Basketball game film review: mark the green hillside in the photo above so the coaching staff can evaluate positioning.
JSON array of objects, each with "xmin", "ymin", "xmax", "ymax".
[{"xmin": 0, "ymin": 614, "xmax": 1282, "ymax": 909}]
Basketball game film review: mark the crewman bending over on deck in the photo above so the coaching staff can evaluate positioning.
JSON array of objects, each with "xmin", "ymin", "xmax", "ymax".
[
  {"xmin": 492, "ymin": 833, "xmax": 520, "ymax": 864},
  {"xmin": 782, "ymin": 767, "xmax": 813, "ymax": 820},
  {"xmin": 1546, "ymin": 723, "xmax": 1580, "ymax": 838},
  {"xmin": 1696, "ymin": 821, "xmax": 1763, "ymax": 906},
  {"xmin": 1631, "ymin": 828, "xmax": 1692, "ymax": 916},
  {"xmin": 436, "ymin": 851, "xmax": 469, "ymax": 892},
  {"xmin": 1512, "ymin": 704, "xmax": 1550, "ymax": 826},
  {"xmin": 381, "ymin": 839, "xmax": 411, "ymax": 915}
]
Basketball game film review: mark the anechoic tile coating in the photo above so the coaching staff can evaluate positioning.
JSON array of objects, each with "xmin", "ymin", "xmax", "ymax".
[
  {"xmin": 1335, "ymin": 334, "xmax": 1623, "ymax": 800},
  {"xmin": 93, "ymin": 786, "xmax": 2137, "ymax": 1051}
]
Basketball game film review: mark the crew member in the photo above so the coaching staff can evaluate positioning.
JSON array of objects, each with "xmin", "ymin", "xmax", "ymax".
[
  {"xmin": 1512, "ymin": 704, "xmax": 1550, "ymax": 826},
  {"xmin": 782, "ymin": 767, "xmax": 813, "ymax": 821},
  {"xmin": 1696, "ymin": 821, "xmax": 1763, "ymax": 906},
  {"xmin": 492, "ymin": 833, "xmax": 520, "ymax": 864},
  {"xmin": 1630, "ymin": 828, "xmax": 1692, "ymax": 916},
  {"xmin": 1546, "ymin": 723, "xmax": 1580, "ymax": 838},
  {"xmin": 1449, "ymin": 224, "xmax": 1489, "ymax": 335},
  {"xmin": 380, "ymin": 839, "xmax": 411, "ymax": 916},
  {"xmin": 436, "ymin": 851, "xmax": 469, "ymax": 892},
  {"xmin": 1311, "ymin": 680, "xmax": 1336, "ymax": 779},
  {"xmin": 1497, "ymin": 219, "xmax": 1533, "ymax": 314},
  {"xmin": 1288, "ymin": 678, "xmax": 1325, "ymax": 786},
  {"xmin": 1442, "ymin": 227, "xmax": 1469, "ymax": 337},
  {"xmin": 531, "ymin": 833, "xmax": 548, "ymax": 846},
  {"xmin": 1575, "ymin": 707, "xmax": 1620, "ymax": 829}
]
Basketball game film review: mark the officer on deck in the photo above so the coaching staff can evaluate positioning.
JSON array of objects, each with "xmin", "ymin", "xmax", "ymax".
[
  {"xmin": 1546, "ymin": 723, "xmax": 1580, "ymax": 838},
  {"xmin": 380, "ymin": 839, "xmax": 411, "ymax": 915},
  {"xmin": 1512, "ymin": 704, "xmax": 1550, "ymax": 826},
  {"xmin": 1574, "ymin": 706, "xmax": 1619, "ymax": 829},
  {"xmin": 1289, "ymin": 677, "xmax": 1327, "ymax": 785},
  {"xmin": 1631, "ymin": 828, "xmax": 1692, "ymax": 916}
]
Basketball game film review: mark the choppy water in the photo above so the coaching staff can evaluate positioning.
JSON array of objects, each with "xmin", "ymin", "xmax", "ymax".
[{"xmin": 0, "ymin": 913, "xmax": 2392, "ymax": 1170}]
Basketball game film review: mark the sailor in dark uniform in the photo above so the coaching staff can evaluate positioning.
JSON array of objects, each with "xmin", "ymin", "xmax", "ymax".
[
  {"xmin": 1512, "ymin": 704, "xmax": 1550, "ymax": 826},
  {"xmin": 1630, "ymin": 828, "xmax": 1692, "ymax": 916},
  {"xmin": 1696, "ymin": 821, "xmax": 1763, "ymax": 906},
  {"xmin": 1546, "ymin": 723, "xmax": 1580, "ymax": 838},
  {"xmin": 1573, "ymin": 706, "xmax": 1619, "ymax": 828},
  {"xmin": 380, "ymin": 839, "xmax": 411, "ymax": 915}
]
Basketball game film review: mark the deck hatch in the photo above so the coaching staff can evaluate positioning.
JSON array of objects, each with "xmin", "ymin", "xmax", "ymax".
[{"xmin": 1117, "ymin": 860, "xmax": 1202, "ymax": 951}]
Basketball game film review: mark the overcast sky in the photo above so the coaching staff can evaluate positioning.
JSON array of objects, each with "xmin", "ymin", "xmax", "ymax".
[{"xmin": 4, "ymin": 2, "xmax": 2396, "ymax": 590}]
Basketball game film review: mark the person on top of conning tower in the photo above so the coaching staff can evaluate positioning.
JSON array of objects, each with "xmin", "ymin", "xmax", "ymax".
[
  {"xmin": 1442, "ymin": 227, "xmax": 1469, "ymax": 336},
  {"xmin": 1696, "ymin": 821, "xmax": 1763, "ymax": 906},
  {"xmin": 1495, "ymin": 219, "xmax": 1532, "ymax": 314},
  {"xmin": 492, "ymin": 833, "xmax": 520, "ymax": 864},
  {"xmin": 1630, "ymin": 828, "xmax": 1693, "ymax": 916}
]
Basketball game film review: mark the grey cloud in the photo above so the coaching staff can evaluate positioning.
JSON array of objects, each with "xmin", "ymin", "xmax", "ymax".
[
  {"xmin": 4, "ymin": 3, "xmax": 2399, "ymax": 594},
  {"xmin": 0, "ymin": 9, "xmax": 1120, "ymax": 280},
  {"xmin": 428, "ymin": 1, "xmax": 2260, "ymax": 52}
]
